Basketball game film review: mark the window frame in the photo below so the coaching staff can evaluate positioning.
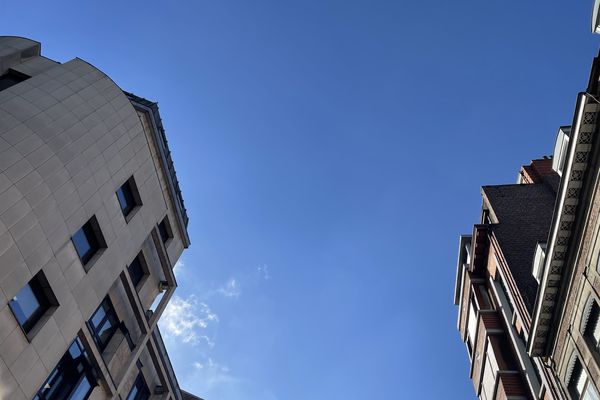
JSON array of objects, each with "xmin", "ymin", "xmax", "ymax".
[
  {"xmin": 127, "ymin": 251, "xmax": 149, "ymax": 289},
  {"xmin": 0, "ymin": 69, "xmax": 29, "ymax": 91},
  {"xmin": 33, "ymin": 337, "xmax": 98, "ymax": 400},
  {"xmin": 8, "ymin": 271, "xmax": 58, "ymax": 337},
  {"xmin": 568, "ymin": 357, "xmax": 600, "ymax": 400},
  {"xmin": 126, "ymin": 372, "xmax": 150, "ymax": 400},
  {"xmin": 158, "ymin": 216, "xmax": 173, "ymax": 244},
  {"xmin": 71, "ymin": 216, "xmax": 107, "ymax": 269},
  {"xmin": 116, "ymin": 176, "xmax": 142, "ymax": 221},
  {"xmin": 88, "ymin": 296, "xmax": 120, "ymax": 352}
]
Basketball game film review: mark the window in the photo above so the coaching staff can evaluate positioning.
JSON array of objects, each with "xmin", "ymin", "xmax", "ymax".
[
  {"xmin": 88, "ymin": 297, "xmax": 119, "ymax": 352},
  {"xmin": 33, "ymin": 337, "xmax": 97, "ymax": 400},
  {"xmin": 128, "ymin": 252, "xmax": 148, "ymax": 288},
  {"xmin": 0, "ymin": 70, "xmax": 29, "ymax": 91},
  {"xmin": 116, "ymin": 176, "xmax": 142, "ymax": 219},
  {"xmin": 583, "ymin": 299, "xmax": 600, "ymax": 350},
  {"xmin": 466, "ymin": 298, "xmax": 478, "ymax": 355},
  {"xmin": 9, "ymin": 271, "xmax": 57, "ymax": 335},
  {"xmin": 568, "ymin": 358, "xmax": 600, "ymax": 400},
  {"xmin": 127, "ymin": 373, "xmax": 150, "ymax": 400},
  {"xmin": 158, "ymin": 216, "xmax": 173, "ymax": 244},
  {"xmin": 532, "ymin": 242, "xmax": 547, "ymax": 283},
  {"xmin": 72, "ymin": 216, "xmax": 106, "ymax": 266}
]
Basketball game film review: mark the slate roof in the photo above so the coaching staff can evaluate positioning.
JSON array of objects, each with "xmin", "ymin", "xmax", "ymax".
[
  {"xmin": 182, "ymin": 391, "xmax": 204, "ymax": 400},
  {"xmin": 482, "ymin": 183, "xmax": 557, "ymax": 315}
]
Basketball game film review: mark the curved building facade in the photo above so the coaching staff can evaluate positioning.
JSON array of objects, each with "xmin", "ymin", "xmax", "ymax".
[{"xmin": 0, "ymin": 36, "xmax": 194, "ymax": 399}]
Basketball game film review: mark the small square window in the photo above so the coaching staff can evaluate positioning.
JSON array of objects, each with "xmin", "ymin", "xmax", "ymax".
[
  {"xmin": 128, "ymin": 252, "xmax": 148, "ymax": 288},
  {"xmin": 116, "ymin": 176, "xmax": 142, "ymax": 219},
  {"xmin": 9, "ymin": 271, "xmax": 58, "ymax": 335},
  {"xmin": 127, "ymin": 372, "xmax": 150, "ymax": 400},
  {"xmin": 0, "ymin": 70, "xmax": 29, "ymax": 91},
  {"xmin": 158, "ymin": 216, "xmax": 173, "ymax": 244},
  {"xmin": 88, "ymin": 297, "xmax": 120, "ymax": 352},
  {"xmin": 72, "ymin": 216, "xmax": 106, "ymax": 266}
]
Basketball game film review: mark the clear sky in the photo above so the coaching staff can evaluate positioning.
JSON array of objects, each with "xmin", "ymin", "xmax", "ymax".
[{"xmin": 3, "ymin": 1, "xmax": 600, "ymax": 399}]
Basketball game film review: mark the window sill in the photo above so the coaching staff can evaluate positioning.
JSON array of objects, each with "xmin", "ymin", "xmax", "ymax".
[
  {"xmin": 14, "ymin": 306, "xmax": 58, "ymax": 342},
  {"xmin": 134, "ymin": 273, "xmax": 150, "ymax": 293},
  {"xmin": 82, "ymin": 248, "xmax": 106, "ymax": 273},
  {"xmin": 124, "ymin": 205, "xmax": 142, "ymax": 224}
]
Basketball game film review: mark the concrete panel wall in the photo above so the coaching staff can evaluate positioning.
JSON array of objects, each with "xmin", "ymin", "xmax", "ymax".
[{"xmin": 0, "ymin": 49, "xmax": 185, "ymax": 399}]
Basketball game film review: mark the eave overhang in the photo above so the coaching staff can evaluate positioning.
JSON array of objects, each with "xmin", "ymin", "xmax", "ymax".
[
  {"xmin": 528, "ymin": 92, "xmax": 598, "ymax": 356},
  {"xmin": 125, "ymin": 92, "xmax": 191, "ymax": 248}
]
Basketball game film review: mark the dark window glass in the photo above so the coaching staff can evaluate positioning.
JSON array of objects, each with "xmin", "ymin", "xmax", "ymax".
[
  {"xmin": 72, "ymin": 217, "xmax": 104, "ymax": 265},
  {"xmin": 34, "ymin": 338, "xmax": 97, "ymax": 400},
  {"xmin": 584, "ymin": 301, "xmax": 600, "ymax": 348},
  {"xmin": 128, "ymin": 255, "xmax": 145, "ymax": 287},
  {"xmin": 116, "ymin": 177, "xmax": 141, "ymax": 219},
  {"xmin": 116, "ymin": 187, "xmax": 134, "ymax": 217},
  {"xmin": 0, "ymin": 71, "xmax": 28, "ymax": 91},
  {"xmin": 88, "ymin": 297, "xmax": 119, "ymax": 352},
  {"xmin": 127, "ymin": 373, "xmax": 150, "ymax": 400},
  {"xmin": 9, "ymin": 276, "xmax": 52, "ymax": 333},
  {"xmin": 158, "ymin": 217, "xmax": 172, "ymax": 243}
]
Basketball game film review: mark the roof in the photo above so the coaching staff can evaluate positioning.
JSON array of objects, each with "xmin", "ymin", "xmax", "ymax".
[
  {"xmin": 124, "ymin": 91, "xmax": 191, "ymax": 247},
  {"xmin": 182, "ymin": 391, "xmax": 204, "ymax": 400},
  {"xmin": 482, "ymin": 183, "xmax": 557, "ymax": 315}
]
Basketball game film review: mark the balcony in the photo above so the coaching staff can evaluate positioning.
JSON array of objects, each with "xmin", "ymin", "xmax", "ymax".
[
  {"xmin": 470, "ymin": 315, "xmax": 529, "ymax": 400},
  {"xmin": 470, "ymin": 224, "xmax": 490, "ymax": 274}
]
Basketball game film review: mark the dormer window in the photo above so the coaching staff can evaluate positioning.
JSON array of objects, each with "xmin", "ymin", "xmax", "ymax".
[
  {"xmin": 552, "ymin": 126, "xmax": 571, "ymax": 176},
  {"xmin": 532, "ymin": 242, "xmax": 547, "ymax": 283}
]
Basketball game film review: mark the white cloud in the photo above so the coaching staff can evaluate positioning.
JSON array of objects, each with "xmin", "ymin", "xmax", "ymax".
[
  {"xmin": 217, "ymin": 278, "xmax": 241, "ymax": 298},
  {"xmin": 160, "ymin": 295, "xmax": 218, "ymax": 345},
  {"xmin": 189, "ymin": 358, "xmax": 237, "ymax": 390}
]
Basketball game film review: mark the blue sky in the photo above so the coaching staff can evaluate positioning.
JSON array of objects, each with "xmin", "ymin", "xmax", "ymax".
[{"xmin": 4, "ymin": 1, "xmax": 600, "ymax": 399}]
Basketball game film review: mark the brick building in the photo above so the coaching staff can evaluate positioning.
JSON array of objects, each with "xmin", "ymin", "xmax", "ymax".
[
  {"xmin": 454, "ymin": 51, "xmax": 600, "ymax": 399},
  {"xmin": 0, "ymin": 36, "xmax": 200, "ymax": 399}
]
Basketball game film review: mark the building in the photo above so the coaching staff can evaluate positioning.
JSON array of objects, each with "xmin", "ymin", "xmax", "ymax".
[
  {"xmin": 454, "ymin": 51, "xmax": 600, "ymax": 398},
  {"xmin": 0, "ymin": 36, "xmax": 199, "ymax": 399}
]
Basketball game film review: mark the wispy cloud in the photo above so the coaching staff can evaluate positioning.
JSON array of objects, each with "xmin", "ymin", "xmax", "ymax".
[
  {"xmin": 188, "ymin": 358, "xmax": 240, "ymax": 393},
  {"xmin": 161, "ymin": 295, "xmax": 218, "ymax": 345},
  {"xmin": 258, "ymin": 264, "xmax": 270, "ymax": 280},
  {"xmin": 217, "ymin": 278, "xmax": 241, "ymax": 298}
]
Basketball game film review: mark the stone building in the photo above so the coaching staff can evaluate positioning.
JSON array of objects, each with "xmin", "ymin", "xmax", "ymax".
[
  {"xmin": 454, "ymin": 50, "xmax": 600, "ymax": 399},
  {"xmin": 0, "ymin": 36, "xmax": 199, "ymax": 399}
]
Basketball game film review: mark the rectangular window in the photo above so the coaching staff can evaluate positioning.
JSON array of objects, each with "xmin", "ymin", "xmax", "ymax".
[
  {"xmin": 127, "ymin": 372, "xmax": 150, "ymax": 400},
  {"xmin": 116, "ymin": 176, "xmax": 142, "ymax": 219},
  {"xmin": 127, "ymin": 252, "xmax": 148, "ymax": 288},
  {"xmin": 33, "ymin": 337, "xmax": 97, "ymax": 400},
  {"xmin": 467, "ymin": 299, "xmax": 478, "ymax": 351},
  {"xmin": 0, "ymin": 70, "xmax": 29, "ymax": 91},
  {"xmin": 9, "ymin": 271, "xmax": 57, "ymax": 335},
  {"xmin": 88, "ymin": 297, "xmax": 120, "ymax": 352},
  {"xmin": 158, "ymin": 216, "xmax": 173, "ymax": 244},
  {"xmin": 72, "ymin": 216, "xmax": 106, "ymax": 266},
  {"xmin": 569, "ymin": 358, "xmax": 600, "ymax": 400}
]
